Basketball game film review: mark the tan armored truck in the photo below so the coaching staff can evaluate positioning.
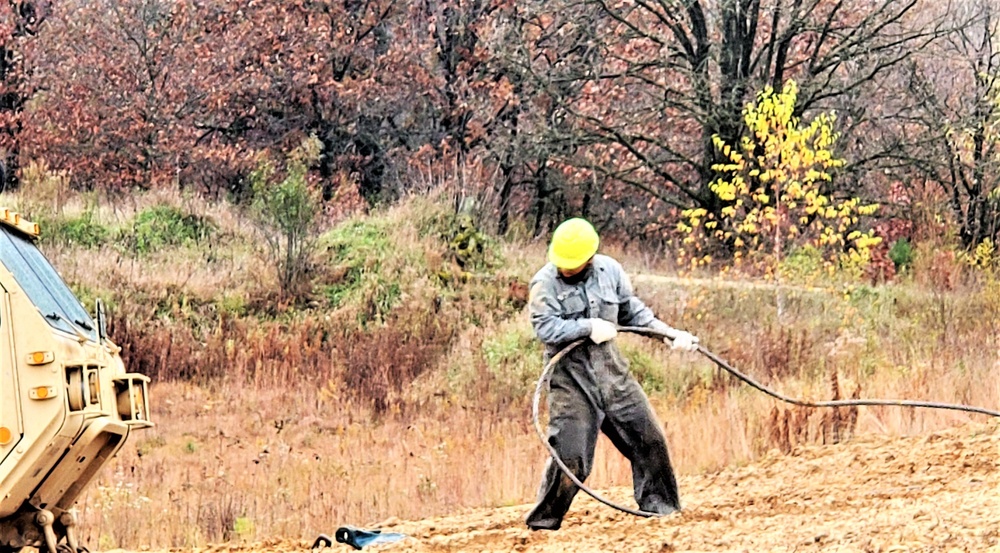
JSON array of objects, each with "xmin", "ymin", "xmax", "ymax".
[{"xmin": 0, "ymin": 210, "xmax": 152, "ymax": 553}]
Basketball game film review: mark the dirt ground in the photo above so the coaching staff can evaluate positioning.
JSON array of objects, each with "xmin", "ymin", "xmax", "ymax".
[{"xmin": 172, "ymin": 421, "xmax": 1000, "ymax": 553}]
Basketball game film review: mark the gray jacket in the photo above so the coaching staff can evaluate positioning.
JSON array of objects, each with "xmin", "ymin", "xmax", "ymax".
[{"xmin": 528, "ymin": 254, "xmax": 673, "ymax": 354}]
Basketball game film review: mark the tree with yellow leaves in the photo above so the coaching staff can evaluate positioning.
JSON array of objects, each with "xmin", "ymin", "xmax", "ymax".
[{"xmin": 679, "ymin": 79, "xmax": 881, "ymax": 280}]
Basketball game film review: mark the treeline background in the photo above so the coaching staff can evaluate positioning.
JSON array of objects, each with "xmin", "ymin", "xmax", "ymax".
[{"xmin": 2, "ymin": 0, "xmax": 999, "ymax": 257}]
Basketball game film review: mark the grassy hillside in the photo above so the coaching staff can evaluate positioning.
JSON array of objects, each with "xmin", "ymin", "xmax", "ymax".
[{"xmin": 3, "ymin": 188, "xmax": 998, "ymax": 549}]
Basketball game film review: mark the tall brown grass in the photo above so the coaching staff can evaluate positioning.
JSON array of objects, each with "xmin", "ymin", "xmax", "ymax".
[{"xmin": 3, "ymin": 187, "xmax": 998, "ymax": 549}]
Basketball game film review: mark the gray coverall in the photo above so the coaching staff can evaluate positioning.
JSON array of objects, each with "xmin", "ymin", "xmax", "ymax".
[{"xmin": 525, "ymin": 254, "xmax": 680, "ymax": 530}]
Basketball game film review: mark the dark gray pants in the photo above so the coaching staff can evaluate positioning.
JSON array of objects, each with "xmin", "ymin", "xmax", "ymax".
[{"xmin": 525, "ymin": 346, "xmax": 680, "ymax": 530}]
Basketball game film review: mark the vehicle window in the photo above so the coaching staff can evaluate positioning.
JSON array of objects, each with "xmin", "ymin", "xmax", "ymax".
[{"xmin": 0, "ymin": 227, "xmax": 97, "ymax": 341}]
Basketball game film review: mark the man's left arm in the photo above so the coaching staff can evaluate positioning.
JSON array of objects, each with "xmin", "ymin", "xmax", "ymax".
[
  {"xmin": 613, "ymin": 264, "xmax": 700, "ymax": 352},
  {"xmin": 614, "ymin": 267, "xmax": 657, "ymax": 328}
]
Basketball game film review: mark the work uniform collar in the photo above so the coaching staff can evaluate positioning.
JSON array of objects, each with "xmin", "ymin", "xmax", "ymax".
[{"xmin": 558, "ymin": 263, "xmax": 593, "ymax": 285}]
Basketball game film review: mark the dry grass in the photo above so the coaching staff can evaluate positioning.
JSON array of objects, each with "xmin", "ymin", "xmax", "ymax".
[
  {"xmin": 74, "ymin": 274, "xmax": 1000, "ymax": 550},
  {"xmin": 77, "ymin": 382, "xmax": 549, "ymax": 547},
  {"xmin": 76, "ymin": 334, "xmax": 999, "ymax": 549},
  {"xmin": 4, "ymin": 187, "xmax": 998, "ymax": 549}
]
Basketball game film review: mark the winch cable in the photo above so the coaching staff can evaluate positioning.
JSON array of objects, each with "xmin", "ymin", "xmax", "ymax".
[
  {"xmin": 622, "ymin": 326, "xmax": 1000, "ymax": 417},
  {"xmin": 532, "ymin": 326, "xmax": 1000, "ymax": 519}
]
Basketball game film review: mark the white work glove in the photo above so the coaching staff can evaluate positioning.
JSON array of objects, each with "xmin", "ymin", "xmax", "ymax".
[
  {"xmin": 589, "ymin": 318, "xmax": 618, "ymax": 344},
  {"xmin": 669, "ymin": 330, "xmax": 699, "ymax": 352}
]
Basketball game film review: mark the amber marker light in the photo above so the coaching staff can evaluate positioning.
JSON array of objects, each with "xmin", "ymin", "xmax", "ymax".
[
  {"xmin": 26, "ymin": 351, "xmax": 54, "ymax": 365},
  {"xmin": 0, "ymin": 427, "xmax": 11, "ymax": 445},
  {"xmin": 29, "ymin": 386, "xmax": 56, "ymax": 400}
]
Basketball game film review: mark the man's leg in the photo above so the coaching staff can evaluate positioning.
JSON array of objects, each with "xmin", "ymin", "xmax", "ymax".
[
  {"xmin": 525, "ymin": 370, "xmax": 601, "ymax": 530},
  {"xmin": 601, "ymin": 376, "xmax": 680, "ymax": 514}
]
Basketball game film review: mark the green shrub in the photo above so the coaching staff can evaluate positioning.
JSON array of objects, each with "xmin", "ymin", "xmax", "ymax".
[
  {"xmin": 888, "ymin": 238, "xmax": 914, "ymax": 272},
  {"xmin": 445, "ymin": 214, "xmax": 497, "ymax": 272},
  {"xmin": 45, "ymin": 210, "xmax": 109, "ymax": 248},
  {"xmin": 318, "ymin": 219, "xmax": 400, "ymax": 323},
  {"xmin": 249, "ymin": 137, "xmax": 323, "ymax": 298},
  {"xmin": 324, "ymin": 220, "xmax": 391, "ymax": 263},
  {"xmin": 123, "ymin": 205, "xmax": 214, "ymax": 255},
  {"xmin": 410, "ymin": 198, "xmax": 501, "ymax": 281}
]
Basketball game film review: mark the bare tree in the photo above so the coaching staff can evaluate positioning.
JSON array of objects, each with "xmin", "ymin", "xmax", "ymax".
[
  {"xmin": 904, "ymin": 0, "xmax": 1000, "ymax": 248},
  {"xmin": 519, "ymin": 0, "xmax": 943, "ymax": 229}
]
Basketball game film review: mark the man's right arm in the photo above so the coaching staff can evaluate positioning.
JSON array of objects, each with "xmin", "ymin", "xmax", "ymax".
[{"xmin": 529, "ymin": 278, "xmax": 592, "ymax": 345}]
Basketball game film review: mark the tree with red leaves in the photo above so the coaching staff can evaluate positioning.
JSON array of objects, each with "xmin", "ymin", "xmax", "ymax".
[{"xmin": 0, "ymin": 0, "xmax": 49, "ymax": 191}]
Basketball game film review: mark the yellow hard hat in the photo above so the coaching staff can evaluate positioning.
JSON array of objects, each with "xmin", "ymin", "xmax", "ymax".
[{"xmin": 548, "ymin": 218, "xmax": 599, "ymax": 269}]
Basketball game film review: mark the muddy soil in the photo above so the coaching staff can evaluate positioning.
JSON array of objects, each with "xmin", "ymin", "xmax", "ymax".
[{"xmin": 165, "ymin": 422, "xmax": 1000, "ymax": 553}]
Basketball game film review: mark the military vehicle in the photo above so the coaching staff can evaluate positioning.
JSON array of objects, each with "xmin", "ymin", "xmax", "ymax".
[{"xmin": 0, "ymin": 210, "xmax": 152, "ymax": 553}]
